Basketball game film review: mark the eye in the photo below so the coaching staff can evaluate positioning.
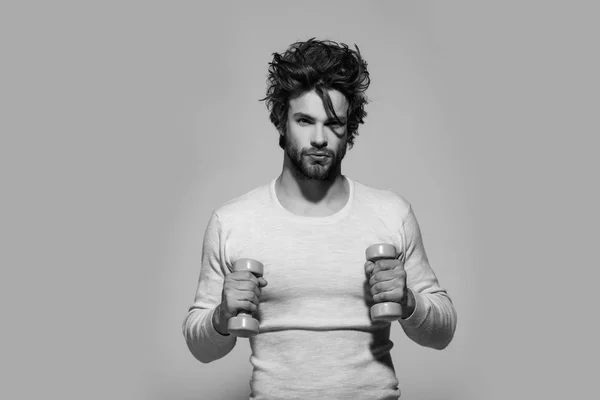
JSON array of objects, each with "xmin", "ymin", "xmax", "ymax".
[{"xmin": 297, "ymin": 118, "xmax": 311, "ymax": 125}]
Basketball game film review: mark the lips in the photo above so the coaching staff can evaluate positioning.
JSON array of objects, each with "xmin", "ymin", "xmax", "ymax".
[{"xmin": 307, "ymin": 152, "xmax": 330, "ymax": 157}]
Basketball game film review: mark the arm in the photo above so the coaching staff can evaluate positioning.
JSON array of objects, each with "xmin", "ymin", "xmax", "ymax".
[
  {"xmin": 182, "ymin": 211, "xmax": 236, "ymax": 363},
  {"xmin": 397, "ymin": 205, "xmax": 457, "ymax": 350}
]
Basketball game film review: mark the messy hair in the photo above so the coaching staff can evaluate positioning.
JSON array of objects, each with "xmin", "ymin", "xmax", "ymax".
[{"xmin": 260, "ymin": 38, "xmax": 371, "ymax": 150}]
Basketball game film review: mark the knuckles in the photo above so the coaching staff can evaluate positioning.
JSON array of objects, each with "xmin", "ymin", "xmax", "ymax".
[
  {"xmin": 371, "ymin": 285, "xmax": 380, "ymax": 296},
  {"xmin": 373, "ymin": 288, "xmax": 405, "ymax": 303},
  {"xmin": 369, "ymin": 270, "xmax": 406, "ymax": 287},
  {"xmin": 373, "ymin": 292, "xmax": 389, "ymax": 302},
  {"xmin": 369, "ymin": 276, "xmax": 406, "ymax": 296}
]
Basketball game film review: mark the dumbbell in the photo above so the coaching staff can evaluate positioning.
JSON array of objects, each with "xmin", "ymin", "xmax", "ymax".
[
  {"xmin": 365, "ymin": 243, "xmax": 403, "ymax": 322},
  {"xmin": 227, "ymin": 258, "xmax": 265, "ymax": 338}
]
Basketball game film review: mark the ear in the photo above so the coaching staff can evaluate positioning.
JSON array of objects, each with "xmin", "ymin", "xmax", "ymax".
[{"xmin": 278, "ymin": 122, "xmax": 287, "ymax": 137}]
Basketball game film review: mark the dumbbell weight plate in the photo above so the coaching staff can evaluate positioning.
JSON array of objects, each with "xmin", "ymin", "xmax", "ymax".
[{"xmin": 227, "ymin": 314, "xmax": 260, "ymax": 338}]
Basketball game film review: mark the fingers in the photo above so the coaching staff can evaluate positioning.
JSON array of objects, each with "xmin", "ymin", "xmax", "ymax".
[
  {"xmin": 231, "ymin": 280, "xmax": 262, "ymax": 298},
  {"xmin": 230, "ymin": 270, "xmax": 260, "ymax": 284},
  {"xmin": 364, "ymin": 259, "xmax": 403, "ymax": 275},
  {"xmin": 237, "ymin": 292, "xmax": 260, "ymax": 307},
  {"xmin": 229, "ymin": 271, "xmax": 268, "ymax": 289},
  {"xmin": 370, "ymin": 279, "xmax": 403, "ymax": 297},
  {"xmin": 369, "ymin": 270, "xmax": 403, "ymax": 288},
  {"xmin": 372, "ymin": 288, "xmax": 405, "ymax": 303},
  {"xmin": 223, "ymin": 271, "xmax": 267, "ymax": 315},
  {"xmin": 364, "ymin": 261, "xmax": 375, "ymax": 275},
  {"xmin": 374, "ymin": 259, "xmax": 403, "ymax": 273},
  {"xmin": 222, "ymin": 284, "xmax": 262, "ymax": 316},
  {"xmin": 365, "ymin": 259, "xmax": 407, "ymax": 303},
  {"xmin": 234, "ymin": 299, "xmax": 259, "ymax": 314}
]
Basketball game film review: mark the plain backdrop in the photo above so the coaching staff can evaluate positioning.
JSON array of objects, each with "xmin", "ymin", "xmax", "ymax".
[{"xmin": 1, "ymin": 1, "xmax": 598, "ymax": 399}]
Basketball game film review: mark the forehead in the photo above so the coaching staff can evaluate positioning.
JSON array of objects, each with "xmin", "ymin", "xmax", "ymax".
[{"xmin": 288, "ymin": 89, "xmax": 349, "ymax": 119}]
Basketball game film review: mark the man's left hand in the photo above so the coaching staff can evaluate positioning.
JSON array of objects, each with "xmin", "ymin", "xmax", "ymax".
[{"xmin": 364, "ymin": 258, "xmax": 415, "ymax": 319}]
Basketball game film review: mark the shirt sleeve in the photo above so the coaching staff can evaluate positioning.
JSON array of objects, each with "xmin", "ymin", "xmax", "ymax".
[
  {"xmin": 397, "ymin": 205, "xmax": 457, "ymax": 350},
  {"xmin": 182, "ymin": 211, "xmax": 237, "ymax": 363}
]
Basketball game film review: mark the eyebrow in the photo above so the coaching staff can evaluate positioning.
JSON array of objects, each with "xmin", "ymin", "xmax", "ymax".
[{"xmin": 293, "ymin": 112, "xmax": 347, "ymax": 124}]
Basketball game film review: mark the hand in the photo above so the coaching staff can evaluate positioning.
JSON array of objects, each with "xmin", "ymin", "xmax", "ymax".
[
  {"xmin": 364, "ymin": 258, "xmax": 411, "ymax": 312},
  {"xmin": 213, "ymin": 271, "xmax": 268, "ymax": 335}
]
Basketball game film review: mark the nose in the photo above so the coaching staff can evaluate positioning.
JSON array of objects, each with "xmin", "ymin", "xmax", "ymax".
[{"xmin": 310, "ymin": 124, "xmax": 328, "ymax": 149}]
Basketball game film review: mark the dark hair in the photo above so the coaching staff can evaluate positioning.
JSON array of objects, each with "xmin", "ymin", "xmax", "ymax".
[{"xmin": 260, "ymin": 38, "xmax": 371, "ymax": 150}]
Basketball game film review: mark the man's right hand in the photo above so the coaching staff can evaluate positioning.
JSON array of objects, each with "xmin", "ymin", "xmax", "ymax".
[{"xmin": 212, "ymin": 271, "xmax": 268, "ymax": 335}]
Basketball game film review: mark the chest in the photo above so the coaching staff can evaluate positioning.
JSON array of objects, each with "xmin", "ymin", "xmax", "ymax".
[{"xmin": 223, "ymin": 217, "xmax": 402, "ymax": 303}]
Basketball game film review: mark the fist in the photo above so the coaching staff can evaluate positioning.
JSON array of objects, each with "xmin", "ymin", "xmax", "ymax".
[
  {"xmin": 220, "ymin": 271, "xmax": 268, "ymax": 321},
  {"xmin": 364, "ymin": 258, "xmax": 407, "ymax": 306}
]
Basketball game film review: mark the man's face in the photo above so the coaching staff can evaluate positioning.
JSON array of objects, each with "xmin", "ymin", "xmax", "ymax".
[{"xmin": 282, "ymin": 89, "xmax": 349, "ymax": 180}]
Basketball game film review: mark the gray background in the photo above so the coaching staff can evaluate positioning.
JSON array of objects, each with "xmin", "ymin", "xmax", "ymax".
[{"xmin": 2, "ymin": 1, "xmax": 597, "ymax": 399}]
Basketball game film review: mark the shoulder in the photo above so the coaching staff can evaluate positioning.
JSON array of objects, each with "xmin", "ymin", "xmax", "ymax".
[
  {"xmin": 212, "ymin": 180, "xmax": 272, "ymax": 225},
  {"xmin": 352, "ymin": 177, "xmax": 412, "ymax": 218}
]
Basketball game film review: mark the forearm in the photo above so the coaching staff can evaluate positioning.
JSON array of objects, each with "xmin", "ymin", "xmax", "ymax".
[
  {"xmin": 182, "ymin": 306, "xmax": 236, "ymax": 363},
  {"xmin": 398, "ymin": 289, "xmax": 457, "ymax": 350}
]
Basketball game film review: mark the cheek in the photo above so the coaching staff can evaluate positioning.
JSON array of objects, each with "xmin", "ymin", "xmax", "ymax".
[
  {"xmin": 335, "ymin": 135, "xmax": 348, "ymax": 151},
  {"xmin": 287, "ymin": 126, "xmax": 309, "ymax": 147},
  {"xmin": 284, "ymin": 132, "xmax": 303, "ymax": 156}
]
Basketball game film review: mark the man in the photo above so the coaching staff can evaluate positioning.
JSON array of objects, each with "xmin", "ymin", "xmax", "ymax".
[{"xmin": 183, "ymin": 38, "xmax": 457, "ymax": 399}]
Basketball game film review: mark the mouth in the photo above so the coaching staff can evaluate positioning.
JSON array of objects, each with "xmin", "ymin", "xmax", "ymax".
[
  {"xmin": 307, "ymin": 153, "xmax": 330, "ymax": 162},
  {"xmin": 307, "ymin": 152, "xmax": 331, "ymax": 157}
]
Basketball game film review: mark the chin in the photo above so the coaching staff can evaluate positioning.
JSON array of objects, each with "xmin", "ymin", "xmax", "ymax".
[{"xmin": 301, "ymin": 165, "xmax": 334, "ymax": 180}]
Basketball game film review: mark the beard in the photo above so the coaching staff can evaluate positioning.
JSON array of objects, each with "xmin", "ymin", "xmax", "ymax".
[{"xmin": 283, "ymin": 136, "xmax": 346, "ymax": 180}]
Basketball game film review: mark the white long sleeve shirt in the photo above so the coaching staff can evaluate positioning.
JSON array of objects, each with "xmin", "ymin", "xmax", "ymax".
[{"xmin": 183, "ymin": 176, "xmax": 457, "ymax": 400}]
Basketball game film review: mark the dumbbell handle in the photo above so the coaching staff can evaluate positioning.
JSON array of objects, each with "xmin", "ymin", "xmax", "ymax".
[{"xmin": 366, "ymin": 244, "xmax": 403, "ymax": 322}]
